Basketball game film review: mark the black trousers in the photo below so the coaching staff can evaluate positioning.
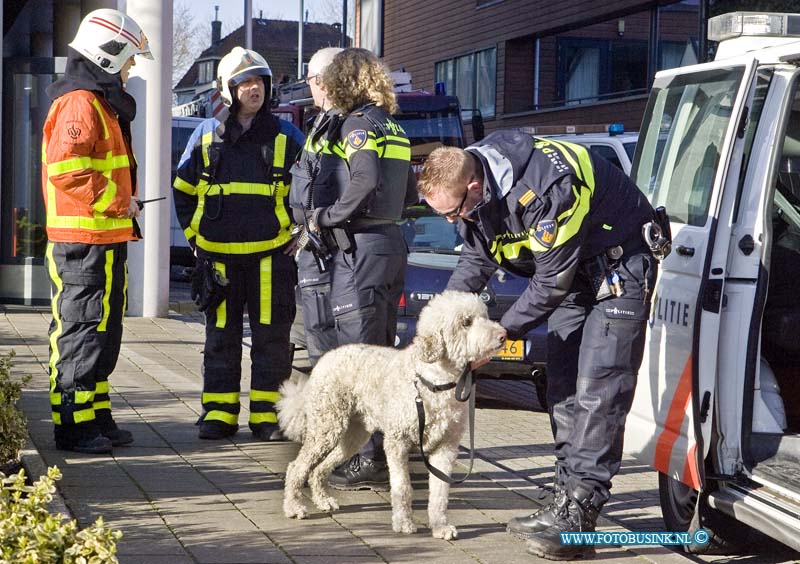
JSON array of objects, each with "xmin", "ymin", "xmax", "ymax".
[
  {"xmin": 296, "ymin": 249, "xmax": 338, "ymax": 366},
  {"xmin": 546, "ymin": 249, "xmax": 657, "ymax": 502},
  {"xmin": 328, "ymin": 224, "xmax": 407, "ymax": 459},
  {"xmin": 329, "ymin": 225, "xmax": 407, "ymax": 348},
  {"xmin": 46, "ymin": 241, "xmax": 127, "ymax": 429},
  {"xmin": 201, "ymin": 252, "xmax": 296, "ymax": 430}
]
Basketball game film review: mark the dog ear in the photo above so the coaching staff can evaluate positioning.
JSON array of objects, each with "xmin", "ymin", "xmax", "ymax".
[{"xmin": 413, "ymin": 331, "xmax": 445, "ymax": 363}]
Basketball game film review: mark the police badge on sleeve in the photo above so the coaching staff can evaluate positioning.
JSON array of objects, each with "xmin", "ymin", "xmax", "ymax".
[
  {"xmin": 533, "ymin": 219, "xmax": 557, "ymax": 248},
  {"xmin": 347, "ymin": 129, "xmax": 368, "ymax": 149}
]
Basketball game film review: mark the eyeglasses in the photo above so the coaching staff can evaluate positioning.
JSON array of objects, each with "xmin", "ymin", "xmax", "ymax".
[
  {"xmin": 305, "ymin": 74, "xmax": 320, "ymax": 85},
  {"xmin": 437, "ymin": 188, "xmax": 470, "ymax": 220}
]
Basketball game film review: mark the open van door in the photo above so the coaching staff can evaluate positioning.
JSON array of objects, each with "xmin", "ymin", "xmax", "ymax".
[{"xmin": 624, "ymin": 57, "xmax": 758, "ymax": 491}]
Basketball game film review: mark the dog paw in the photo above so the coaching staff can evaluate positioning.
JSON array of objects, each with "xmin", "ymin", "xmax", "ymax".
[
  {"xmin": 283, "ymin": 501, "xmax": 308, "ymax": 520},
  {"xmin": 432, "ymin": 524, "xmax": 458, "ymax": 540},
  {"xmin": 314, "ymin": 495, "xmax": 339, "ymax": 513},
  {"xmin": 392, "ymin": 517, "xmax": 417, "ymax": 535}
]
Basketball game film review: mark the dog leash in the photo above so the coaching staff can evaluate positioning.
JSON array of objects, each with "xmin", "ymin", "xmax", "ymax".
[{"xmin": 414, "ymin": 365, "xmax": 476, "ymax": 484}]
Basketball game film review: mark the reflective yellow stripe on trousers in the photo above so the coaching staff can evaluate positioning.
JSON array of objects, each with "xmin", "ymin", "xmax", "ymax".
[{"xmin": 214, "ymin": 262, "xmax": 227, "ymax": 329}]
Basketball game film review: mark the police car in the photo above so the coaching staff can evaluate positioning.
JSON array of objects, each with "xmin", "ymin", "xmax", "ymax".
[
  {"xmin": 622, "ymin": 11, "xmax": 800, "ymax": 553},
  {"xmin": 545, "ymin": 126, "xmax": 638, "ymax": 174},
  {"xmin": 514, "ymin": 123, "xmax": 638, "ymax": 174}
]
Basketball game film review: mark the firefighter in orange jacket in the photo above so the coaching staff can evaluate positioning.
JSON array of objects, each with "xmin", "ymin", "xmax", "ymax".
[{"xmin": 41, "ymin": 9, "xmax": 152, "ymax": 454}]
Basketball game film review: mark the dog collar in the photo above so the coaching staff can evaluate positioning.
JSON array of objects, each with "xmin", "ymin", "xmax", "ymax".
[{"xmin": 415, "ymin": 374, "xmax": 457, "ymax": 393}]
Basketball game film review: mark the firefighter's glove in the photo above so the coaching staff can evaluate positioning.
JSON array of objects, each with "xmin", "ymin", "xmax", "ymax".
[{"xmin": 191, "ymin": 258, "xmax": 230, "ymax": 313}]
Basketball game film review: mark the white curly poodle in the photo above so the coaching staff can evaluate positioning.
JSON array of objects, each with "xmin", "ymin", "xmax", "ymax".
[{"xmin": 278, "ymin": 290, "xmax": 507, "ymax": 539}]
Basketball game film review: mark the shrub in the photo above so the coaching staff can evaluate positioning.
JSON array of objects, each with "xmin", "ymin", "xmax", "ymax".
[
  {"xmin": 0, "ymin": 351, "xmax": 31, "ymax": 467},
  {"xmin": 0, "ymin": 467, "xmax": 122, "ymax": 563}
]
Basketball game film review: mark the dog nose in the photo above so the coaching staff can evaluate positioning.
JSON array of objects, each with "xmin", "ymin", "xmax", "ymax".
[{"xmin": 497, "ymin": 328, "xmax": 507, "ymax": 343}]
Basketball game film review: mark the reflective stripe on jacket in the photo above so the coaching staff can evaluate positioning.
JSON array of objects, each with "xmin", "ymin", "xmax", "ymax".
[
  {"xmin": 41, "ymin": 90, "xmax": 137, "ymax": 244},
  {"xmin": 173, "ymin": 111, "xmax": 304, "ymax": 260}
]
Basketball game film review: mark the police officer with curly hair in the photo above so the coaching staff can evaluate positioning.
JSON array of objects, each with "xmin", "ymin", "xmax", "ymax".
[
  {"xmin": 306, "ymin": 48, "xmax": 418, "ymax": 490},
  {"xmin": 173, "ymin": 47, "xmax": 304, "ymax": 442},
  {"xmin": 419, "ymin": 131, "xmax": 658, "ymax": 560}
]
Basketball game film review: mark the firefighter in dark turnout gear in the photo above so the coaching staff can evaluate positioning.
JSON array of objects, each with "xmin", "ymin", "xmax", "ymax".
[
  {"xmin": 173, "ymin": 47, "xmax": 304, "ymax": 442},
  {"xmin": 289, "ymin": 47, "xmax": 345, "ymax": 366},
  {"xmin": 419, "ymin": 130, "xmax": 658, "ymax": 560},
  {"xmin": 306, "ymin": 48, "xmax": 418, "ymax": 490},
  {"xmin": 42, "ymin": 9, "xmax": 153, "ymax": 455}
]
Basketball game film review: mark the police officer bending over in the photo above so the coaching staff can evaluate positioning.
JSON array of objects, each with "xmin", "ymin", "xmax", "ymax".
[
  {"xmin": 306, "ymin": 48, "xmax": 418, "ymax": 490},
  {"xmin": 419, "ymin": 131, "xmax": 658, "ymax": 560},
  {"xmin": 173, "ymin": 47, "xmax": 304, "ymax": 442}
]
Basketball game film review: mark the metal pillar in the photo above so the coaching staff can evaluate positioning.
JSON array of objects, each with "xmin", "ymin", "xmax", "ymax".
[
  {"xmin": 341, "ymin": 0, "xmax": 347, "ymax": 47},
  {"xmin": 126, "ymin": 0, "xmax": 173, "ymax": 317},
  {"xmin": 298, "ymin": 0, "xmax": 304, "ymax": 79},
  {"xmin": 244, "ymin": 0, "xmax": 252, "ymax": 49}
]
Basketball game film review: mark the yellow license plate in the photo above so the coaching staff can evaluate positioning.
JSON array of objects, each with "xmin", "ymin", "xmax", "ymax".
[{"xmin": 493, "ymin": 339, "xmax": 525, "ymax": 361}]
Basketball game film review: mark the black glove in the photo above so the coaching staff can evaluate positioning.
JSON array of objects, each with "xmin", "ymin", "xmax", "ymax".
[{"xmin": 190, "ymin": 258, "xmax": 229, "ymax": 313}]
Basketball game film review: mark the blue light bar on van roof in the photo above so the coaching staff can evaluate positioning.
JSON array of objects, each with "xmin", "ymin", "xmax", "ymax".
[{"xmin": 608, "ymin": 123, "xmax": 625, "ymax": 136}]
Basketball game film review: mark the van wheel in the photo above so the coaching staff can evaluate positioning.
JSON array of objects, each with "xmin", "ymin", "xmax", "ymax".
[{"xmin": 658, "ymin": 472, "xmax": 749, "ymax": 554}]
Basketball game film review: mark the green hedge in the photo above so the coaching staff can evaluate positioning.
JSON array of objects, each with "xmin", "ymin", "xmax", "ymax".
[
  {"xmin": 0, "ymin": 467, "xmax": 122, "ymax": 563},
  {"xmin": 0, "ymin": 351, "xmax": 29, "ymax": 466}
]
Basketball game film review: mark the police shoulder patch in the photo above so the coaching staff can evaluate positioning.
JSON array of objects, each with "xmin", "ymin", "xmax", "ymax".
[
  {"xmin": 347, "ymin": 129, "xmax": 368, "ymax": 149},
  {"xmin": 533, "ymin": 219, "xmax": 557, "ymax": 248}
]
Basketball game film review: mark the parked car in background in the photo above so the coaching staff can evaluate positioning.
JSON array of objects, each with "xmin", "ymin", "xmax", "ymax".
[{"xmin": 397, "ymin": 203, "xmax": 548, "ymax": 403}]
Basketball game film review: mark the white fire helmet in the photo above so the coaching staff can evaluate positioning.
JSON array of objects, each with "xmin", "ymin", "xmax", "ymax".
[
  {"xmin": 69, "ymin": 9, "xmax": 153, "ymax": 75},
  {"xmin": 215, "ymin": 47, "xmax": 272, "ymax": 107}
]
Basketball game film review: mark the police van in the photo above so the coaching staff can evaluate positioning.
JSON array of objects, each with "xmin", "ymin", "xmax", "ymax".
[{"xmin": 623, "ymin": 11, "xmax": 800, "ymax": 552}]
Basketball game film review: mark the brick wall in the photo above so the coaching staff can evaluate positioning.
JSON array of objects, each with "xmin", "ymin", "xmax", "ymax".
[{"xmin": 382, "ymin": 0, "xmax": 693, "ymax": 136}]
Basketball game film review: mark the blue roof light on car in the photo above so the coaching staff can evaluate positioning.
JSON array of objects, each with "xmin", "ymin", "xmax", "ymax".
[{"xmin": 608, "ymin": 123, "xmax": 625, "ymax": 136}]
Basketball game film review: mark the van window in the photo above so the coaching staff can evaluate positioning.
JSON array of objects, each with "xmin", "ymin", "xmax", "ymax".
[{"xmin": 633, "ymin": 67, "xmax": 745, "ymax": 226}]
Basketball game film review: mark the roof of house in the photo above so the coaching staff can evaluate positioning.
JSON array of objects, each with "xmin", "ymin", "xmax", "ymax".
[{"xmin": 175, "ymin": 18, "xmax": 346, "ymax": 91}]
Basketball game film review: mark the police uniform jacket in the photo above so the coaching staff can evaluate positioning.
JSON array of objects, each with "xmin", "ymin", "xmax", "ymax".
[
  {"xmin": 173, "ymin": 106, "xmax": 304, "ymax": 263},
  {"xmin": 314, "ymin": 104, "xmax": 417, "ymax": 229},
  {"xmin": 446, "ymin": 130, "xmax": 654, "ymax": 337},
  {"xmin": 289, "ymin": 109, "xmax": 350, "ymax": 226}
]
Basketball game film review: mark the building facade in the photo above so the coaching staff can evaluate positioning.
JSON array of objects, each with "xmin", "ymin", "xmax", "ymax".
[
  {"xmin": 1, "ymin": 0, "xmax": 174, "ymax": 310},
  {"xmin": 373, "ymin": 0, "xmax": 706, "ymax": 138}
]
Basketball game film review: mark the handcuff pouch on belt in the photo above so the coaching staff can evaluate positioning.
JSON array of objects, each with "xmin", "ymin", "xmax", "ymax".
[
  {"xmin": 191, "ymin": 257, "xmax": 229, "ymax": 313},
  {"xmin": 642, "ymin": 206, "xmax": 672, "ymax": 261}
]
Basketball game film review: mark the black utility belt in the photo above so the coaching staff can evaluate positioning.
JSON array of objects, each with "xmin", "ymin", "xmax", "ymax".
[{"xmin": 581, "ymin": 237, "xmax": 647, "ymax": 301}]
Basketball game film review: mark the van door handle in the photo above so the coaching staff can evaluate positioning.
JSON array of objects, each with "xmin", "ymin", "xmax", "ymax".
[{"xmin": 676, "ymin": 245, "xmax": 695, "ymax": 257}]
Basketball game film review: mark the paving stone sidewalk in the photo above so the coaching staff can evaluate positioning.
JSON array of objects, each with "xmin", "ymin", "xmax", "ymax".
[{"xmin": 1, "ymin": 302, "xmax": 796, "ymax": 564}]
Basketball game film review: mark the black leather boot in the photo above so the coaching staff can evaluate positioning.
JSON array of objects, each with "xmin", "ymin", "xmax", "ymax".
[
  {"xmin": 507, "ymin": 485, "xmax": 566, "ymax": 539},
  {"xmin": 95, "ymin": 411, "xmax": 134, "ymax": 446},
  {"xmin": 526, "ymin": 484, "xmax": 603, "ymax": 561},
  {"xmin": 54, "ymin": 424, "xmax": 113, "ymax": 454},
  {"xmin": 327, "ymin": 453, "xmax": 389, "ymax": 491},
  {"xmin": 250, "ymin": 423, "xmax": 287, "ymax": 442}
]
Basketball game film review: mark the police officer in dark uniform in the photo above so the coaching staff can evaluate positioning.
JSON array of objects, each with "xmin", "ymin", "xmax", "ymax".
[
  {"xmin": 306, "ymin": 48, "xmax": 418, "ymax": 490},
  {"xmin": 419, "ymin": 130, "xmax": 659, "ymax": 560},
  {"xmin": 289, "ymin": 47, "xmax": 344, "ymax": 366},
  {"xmin": 173, "ymin": 47, "xmax": 304, "ymax": 442}
]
